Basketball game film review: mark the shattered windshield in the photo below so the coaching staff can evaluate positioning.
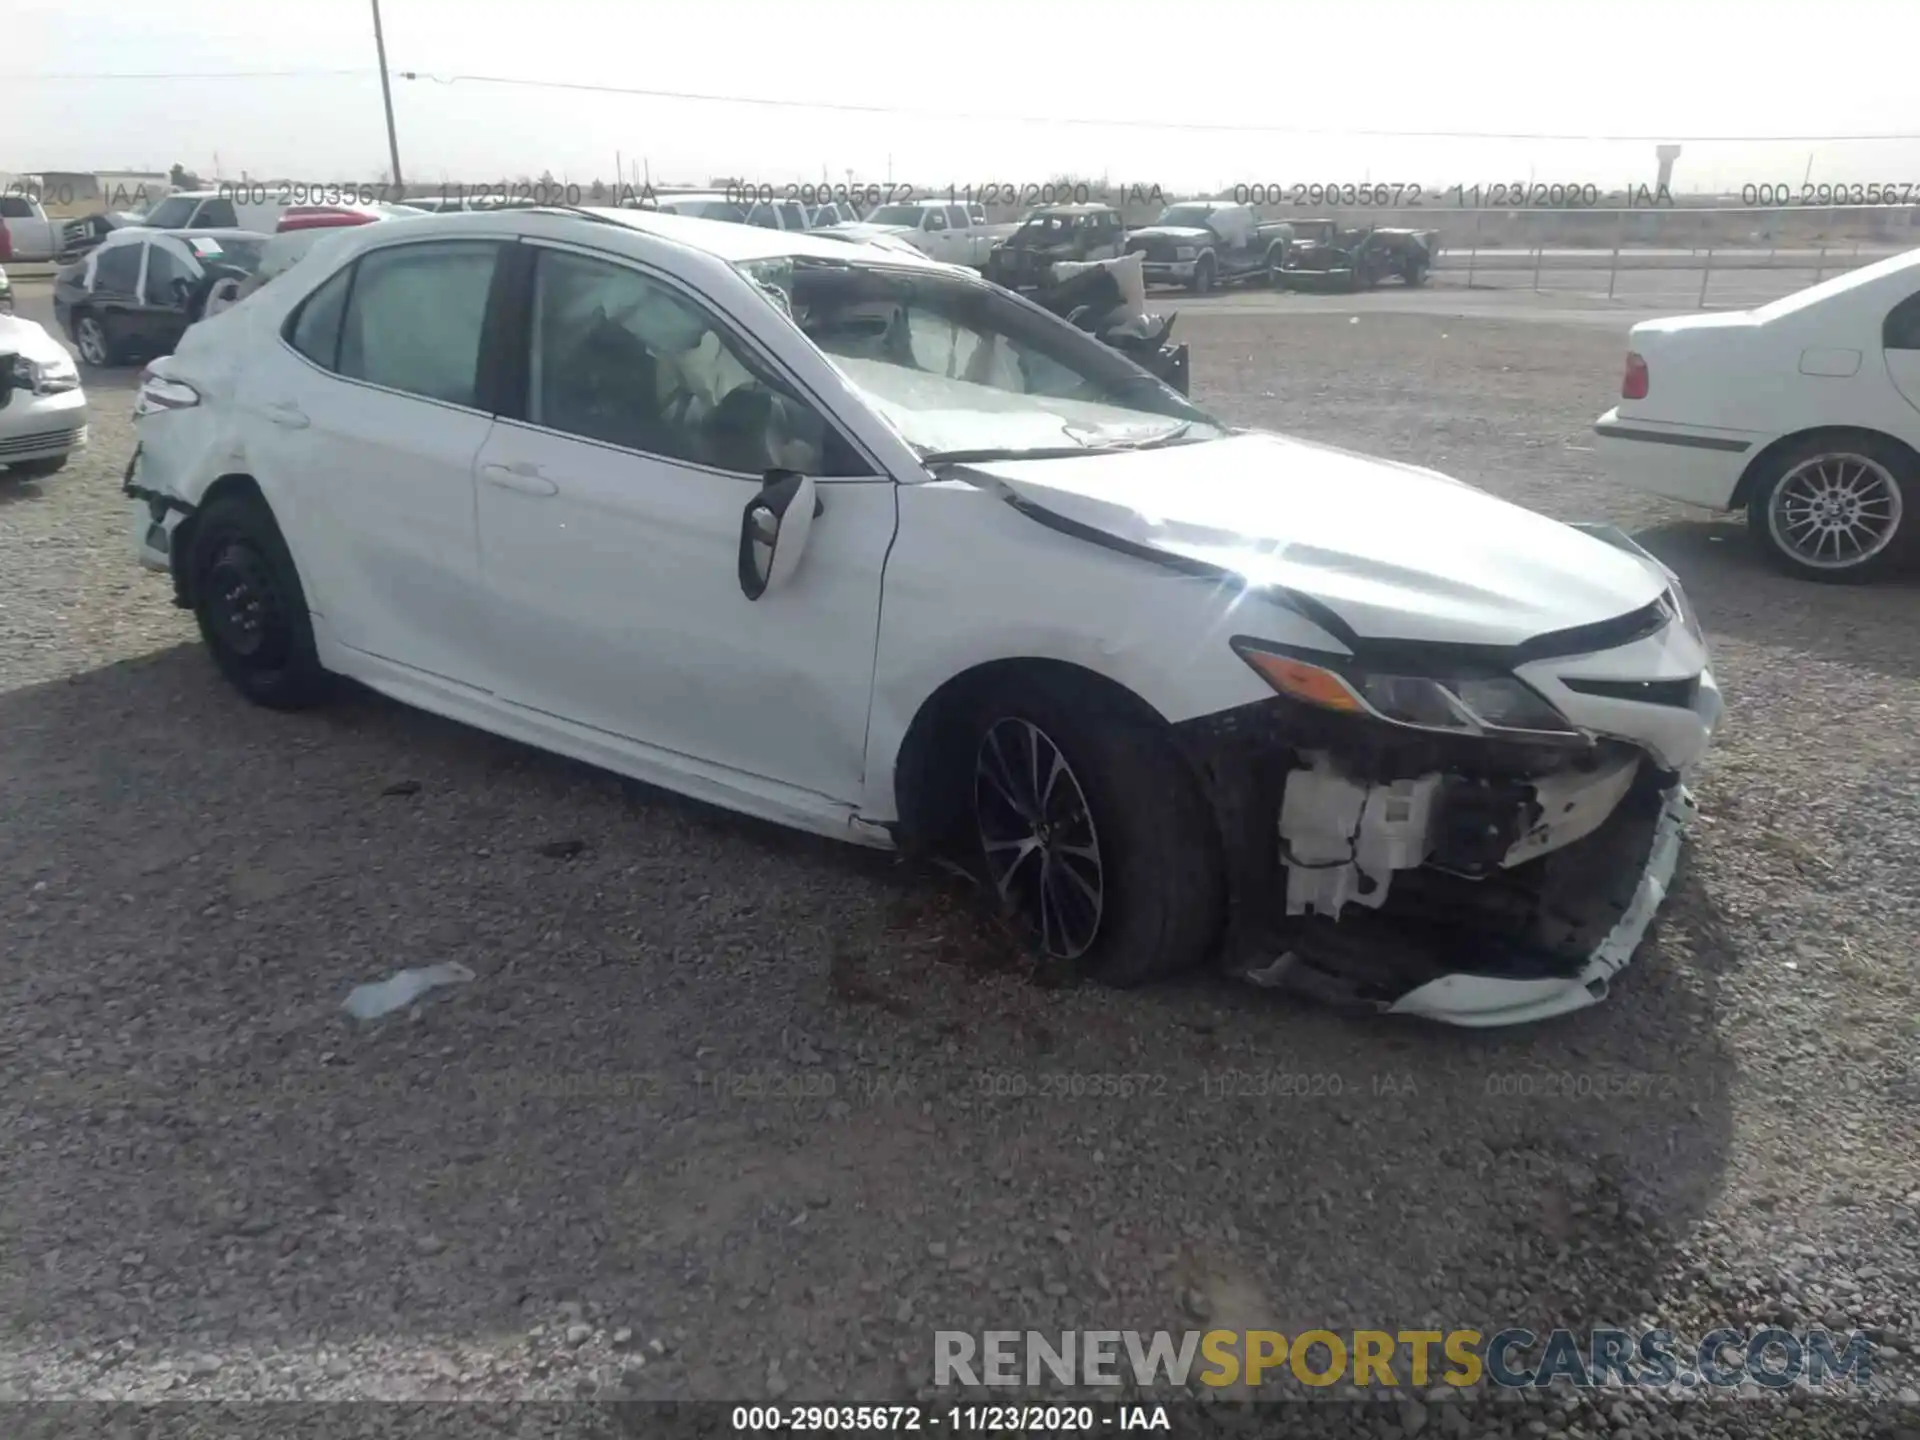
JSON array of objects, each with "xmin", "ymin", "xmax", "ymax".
[{"xmin": 738, "ymin": 257, "xmax": 1223, "ymax": 460}]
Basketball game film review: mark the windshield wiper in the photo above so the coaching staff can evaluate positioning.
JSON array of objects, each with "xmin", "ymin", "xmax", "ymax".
[
  {"xmin": 923, "ymin": 422, "xmax": 1204, "ymax": 467},
  {"xmin": 1123, "ymin": 421, "xmax": 1194, "ymax": 449},
  {"xmin": 921, "ymin": 445, "xmax": 1103, "ymax": 465}
]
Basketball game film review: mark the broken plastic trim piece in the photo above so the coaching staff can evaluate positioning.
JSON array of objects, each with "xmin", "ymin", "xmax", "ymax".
[{"xmin": 1382, "ymin": 785, "xmax": 1694, "ymax": 1026}]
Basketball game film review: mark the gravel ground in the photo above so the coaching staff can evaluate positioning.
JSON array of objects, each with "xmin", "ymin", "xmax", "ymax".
[{"xmin": 1, "ymin": 293, "xmax": 1918, "ymax": 1439}]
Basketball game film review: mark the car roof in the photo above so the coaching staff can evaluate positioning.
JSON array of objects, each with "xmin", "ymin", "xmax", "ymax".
[
  {"xmin": 314, "ymin": 205, "xmax": 955, "ymax": 274},
  {"xmin": 1028, "ymin": 203, "xmax": 1117, "ymax": 214}
]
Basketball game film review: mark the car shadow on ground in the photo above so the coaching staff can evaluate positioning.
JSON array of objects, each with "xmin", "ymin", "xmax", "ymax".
[
  {"xmin": 0, "ymin": 473, "xmax": 59, "ymax": 506},
  {"xmin": 0, "ymin": 645, "xmax": 1738, "ymax": 1399},
  {"xmin": 1631, "ymin": 516, "xmax": 1920, "ymax": 682}
]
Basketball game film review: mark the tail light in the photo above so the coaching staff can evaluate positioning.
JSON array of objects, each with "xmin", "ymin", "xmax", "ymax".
[
  {"xmin": 134, "ymin": 368, "xmax": 202, "ymax": 416},
  {"xmin": 276, "ymin": 206, "xmax": 380, "ymax": 233},
  {"xmin": 0, "ymin": 226, "xmax": 11, "ymax": 262},
  {"xmin": 1622, "ymin": 351, "xmax": 1649, "ymax": 400}
]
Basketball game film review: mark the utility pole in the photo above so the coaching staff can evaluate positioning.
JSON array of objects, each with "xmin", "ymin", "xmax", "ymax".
[{"xmin": 370, "ymin": 0, "xmax": 404, "ymax": 190}]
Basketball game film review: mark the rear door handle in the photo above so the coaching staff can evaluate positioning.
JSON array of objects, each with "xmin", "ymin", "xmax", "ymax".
[
  {"xmin": 481, "ymin": 461, "xmax": 559, "ymax": 497},
  {"xmin": 263, "ymin": 400, "xmax": 309, "ymax": 429}
]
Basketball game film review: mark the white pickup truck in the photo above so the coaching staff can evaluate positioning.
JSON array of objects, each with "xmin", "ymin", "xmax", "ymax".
[
  {"xmin": 821, "ymin": 200, "xmax": 1014, "ymax": 270},
  {"xmin": 0, "ymin": 193, "xmax": 72, "ymax": 263}
]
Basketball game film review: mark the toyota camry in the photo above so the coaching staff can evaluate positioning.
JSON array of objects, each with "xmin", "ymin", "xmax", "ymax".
[{"xmin": 124, "ymin": 206, "xmax": 1722, "ymax": 1026}]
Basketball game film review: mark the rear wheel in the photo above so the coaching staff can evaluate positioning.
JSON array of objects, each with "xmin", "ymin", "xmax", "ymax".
[
  {"xmin": 188, "ymin": 492, "xmax": 332, "ymax": 709},
  {"xmin": 1747, "ymin": 432, "xmax": 1914, "ymax": 582},
  {"xmin": 73, "ymin": 311, "xmax": 119, "ymax": 367},
  {"xmin": 966, "ymin": 674, "xmax": 1223, "ymax": 986}
]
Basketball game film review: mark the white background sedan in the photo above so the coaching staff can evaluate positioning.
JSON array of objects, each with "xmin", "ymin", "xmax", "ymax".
[
  {"xmin": 126, "ymin": 206, "xmax": 1718, "ymax": 1026},
  {"xmin": 1595, "ymin": 247, "xmax": 1920, "ymax": 582}
]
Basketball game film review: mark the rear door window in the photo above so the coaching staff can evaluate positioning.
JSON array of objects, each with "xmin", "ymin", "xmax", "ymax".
[
  {"xmin": 287, "ymin": 265, "xmax": 354, "ymax": 369},
  {"xmin": 1885, "ymin": 291, "xmax": 1920, "ymax": 350},
  {"xmin": 93, "ymin": 242, "xmax": 143, "ymax": 295},
  {"xmin": 142, "ymin": 241, "xmax": 195, "ymax": 305},
  {"xmin": 336, "ymin": 241, "xmax": 504, "ymax": 406}
]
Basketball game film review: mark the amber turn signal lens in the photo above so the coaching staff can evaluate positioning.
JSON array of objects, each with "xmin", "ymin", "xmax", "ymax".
[{"xmin": 1237, "ymin": 650, "xmax": 1366, "ymax": 713}]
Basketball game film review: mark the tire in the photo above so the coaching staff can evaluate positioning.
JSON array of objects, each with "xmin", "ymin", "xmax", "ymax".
[
  {"xmin": 187, "ymin": 491, "xmax": 331, "ymax": 709},
  {"xmin": 965, "ymin": 673, "xmax": 1224, "ymax": 987},
  {"xmin": 1189, "ymin": 254, "xmax": 1215, "ymax": 295},
  {"xmin": 5, "ymin": 455, "xmax": 68, "ymax": 478},
  {"xmin": 73, "ymin": 310, "xmax": 119, "ymax": 367},
  {"xmin": 1745, "ymin": 431, "xmax": 1915, "ymax": 583},
  {"xmin": 1265, "ymin": 244, "xmax": 1288, "ymax": 287},
  {"xmin": 1404, "ymin": 258, "xmax": 1429, "ymax": 287}
]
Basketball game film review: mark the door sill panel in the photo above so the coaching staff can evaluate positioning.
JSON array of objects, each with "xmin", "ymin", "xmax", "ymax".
[{"xmin": 320, "ymin": 635, "xmax": 892, "ymax": 850}]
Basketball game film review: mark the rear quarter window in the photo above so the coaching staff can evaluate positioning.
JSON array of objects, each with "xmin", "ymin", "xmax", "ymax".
[{"xmin": 286, "ymin": 265, "xmax": 354, "ymax": 371}]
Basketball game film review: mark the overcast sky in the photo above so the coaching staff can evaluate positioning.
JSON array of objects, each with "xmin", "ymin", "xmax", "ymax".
[{"xmin": 8, "ymin": 0, "xmax": 1918, "ymax": 195}]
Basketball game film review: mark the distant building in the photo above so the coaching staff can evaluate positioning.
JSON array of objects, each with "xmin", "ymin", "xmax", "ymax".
[{"xmin": 96, "ymin": 171, "xmax": 171, "ymax": 211}]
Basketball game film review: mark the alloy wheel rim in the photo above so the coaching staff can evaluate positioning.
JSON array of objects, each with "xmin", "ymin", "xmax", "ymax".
[
  {"xmin": 76, "ymin": 320, "xmax": 105, "ymax": 365},
  {"xmin": 204, "ymin": 542, "xmax": 288, "ymax": 665},
  {"xmin": 1768, "ymin": 453, "xmax": 1903, "ymax": 568},
  {"xmin": 973, "ymin": 718, "xmax": 1104, "ymax": 960}
]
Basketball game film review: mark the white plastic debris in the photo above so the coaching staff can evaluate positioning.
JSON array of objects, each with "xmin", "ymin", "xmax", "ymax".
[{"xmin": 341, "ymin": 961, "xmax": 475, "ymax": 1020}]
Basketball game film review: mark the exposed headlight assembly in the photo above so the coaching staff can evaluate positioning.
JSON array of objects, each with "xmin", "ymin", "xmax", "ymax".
[
  {"xmin": 1230, "ymin": 639, "xmax": 1586, "ymax": 742},
  {"xmin": 9, "ymin": 353, "xmax": 79, "ymax": 395},
  {"xmin": 1174, "ymin": 246, "xmax": 1199, "ymax": 260}
]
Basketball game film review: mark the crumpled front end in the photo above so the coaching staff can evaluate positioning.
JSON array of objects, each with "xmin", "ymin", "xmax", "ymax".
[{"xmin": 1174, "ymin": 534, "xmax": 1721, "ymax": 1027}]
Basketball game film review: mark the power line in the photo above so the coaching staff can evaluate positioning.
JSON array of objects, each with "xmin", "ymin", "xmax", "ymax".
[
  {"xmin": 9, "ymin": 67, "xmax": 1920, "ymax": 143},
  {"xmin": 14, "ymin": 69, "xmax": 366, "ymax": 80},
  {"xmin": 393, "ymin": 74, "xmax": 1920, "ymax": 143}
]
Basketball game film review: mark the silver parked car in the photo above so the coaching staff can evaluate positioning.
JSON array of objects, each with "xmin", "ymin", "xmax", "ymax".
[{"xmin": 0, "ymin": 314, "xmax": 88, "ymax": 477}]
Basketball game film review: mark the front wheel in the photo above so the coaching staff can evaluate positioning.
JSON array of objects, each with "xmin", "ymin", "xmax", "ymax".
[
  {"xmin": 1265, "ymin": 244, "xmax": 1288, "ymax": 287},
  {"xmin": 966, "ymin": 675, "xmax": 1223, "ymax": 986},
  {"xmin": 1747, "ymin": 433, "xmax": 1914, "ymax": 583},
  {"xmin": 1404, "ymin": 257, "xmax": 1430, "ymax": 286},
  {"xmin": 188, "ymin": 492, "xmax": 332, "ymax": 708},
  {"xmin": 1188, "ymin": 254, "xmax": 1215, "ymax": 295}
]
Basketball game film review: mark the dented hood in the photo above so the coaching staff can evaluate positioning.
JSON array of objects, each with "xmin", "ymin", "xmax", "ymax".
[{"xmin": 968, "ymin": 433, "xmax": 1668, "ymax": 648}]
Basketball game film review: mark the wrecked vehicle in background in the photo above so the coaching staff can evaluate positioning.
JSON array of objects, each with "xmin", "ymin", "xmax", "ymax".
[
  {"xmin": 985, "ymin": 204, "xmax": 1127, "ymax": 291},
  {"xmin": 1125, "ymin": 201, "xmax": 1292, "ymax": 292},
  {"xmin": 1281, "ymin": 219, "xmax": 1437, "ymax": 290},
  {"xmin": 1026, "ymin": 252, "xmax": 1190, "ymax": 395}
]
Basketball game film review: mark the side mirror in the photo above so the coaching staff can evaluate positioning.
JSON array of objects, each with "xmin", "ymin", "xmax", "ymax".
[
  {"xmin": 170, "ymin": 275, "xmax": 192, "ymax": 307},
  {"xmin": 737, "ymin": 470, "xmax": 819, "ymax": 601}
]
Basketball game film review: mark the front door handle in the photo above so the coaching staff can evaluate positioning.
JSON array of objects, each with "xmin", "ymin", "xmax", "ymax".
[
  {"xmin": 263, "ymin": 400, "xmax": 309, "ymax": 429},
  {"xmin": 481, "ymin": 461, "xmax": 559, "ymax": 497}
]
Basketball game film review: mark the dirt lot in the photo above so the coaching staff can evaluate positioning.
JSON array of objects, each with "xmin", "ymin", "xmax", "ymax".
[{"xmin": 2, "ymin": 286, "xmax": 1918, "ymax": 1437}]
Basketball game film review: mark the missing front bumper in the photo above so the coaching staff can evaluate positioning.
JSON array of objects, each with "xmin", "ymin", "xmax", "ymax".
[
  {"xmin": 1175, "ymin": 705, "xmax": 1695, "ymax": 1027},
  {"xmin": 1244, "ymin": 783, "xmax": 1693, "ymax": 1025}
]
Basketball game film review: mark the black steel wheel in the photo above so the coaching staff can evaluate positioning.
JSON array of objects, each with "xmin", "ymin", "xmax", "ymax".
[{"xmin": 189, "ymin": 492, "xmax": 331, "ymax": 709}]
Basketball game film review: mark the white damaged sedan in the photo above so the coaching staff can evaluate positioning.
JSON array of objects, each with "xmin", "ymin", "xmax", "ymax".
[{"xmin": 125, "ymin": 206, "xmax": 1720, "ymax": 1026}]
